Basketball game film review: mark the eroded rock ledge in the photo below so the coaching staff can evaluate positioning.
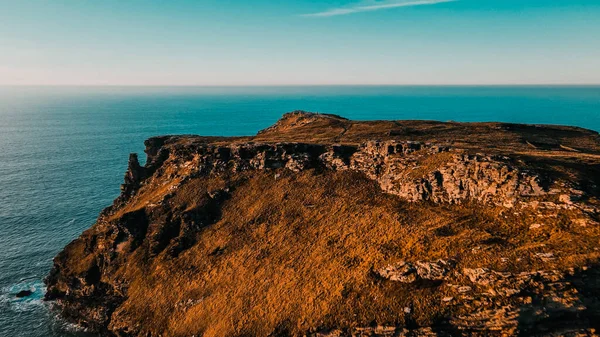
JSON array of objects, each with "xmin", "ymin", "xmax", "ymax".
[
  {"xmin": 46, "ymin": 112, "xmax": 600, "ymax": 337},
  {"xmin": 123, "ymin": 139, "xmax": 586, "ymax": 210}
]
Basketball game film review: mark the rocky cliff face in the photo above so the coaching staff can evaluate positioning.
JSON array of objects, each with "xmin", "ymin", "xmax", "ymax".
[{"xmin": 46, "ymin": 112, "xmax": 600, "ymax": 336}]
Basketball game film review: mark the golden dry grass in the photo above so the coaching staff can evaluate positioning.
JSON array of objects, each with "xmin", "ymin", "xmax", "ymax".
[
  {"xmin": 48, "ymin": 113, "xmax": 600, "ymax": 336},
  {"xmin": 100, "ymin": 169, "xmax": 600, "ymax": 337}
]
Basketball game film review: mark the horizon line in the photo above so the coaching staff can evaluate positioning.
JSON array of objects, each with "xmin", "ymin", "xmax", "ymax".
[{"xmin": 1, "ymin": 83, "xmax": 600, "ymax": 87}]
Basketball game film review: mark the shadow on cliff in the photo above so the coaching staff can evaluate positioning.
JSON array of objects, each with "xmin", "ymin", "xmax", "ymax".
[
  {"xmin": 517, "ymin": 155, "xmax": 600, "ymax": 198},
  {"xmin": 516, "ymin": 263, "xmax": 600, "ymax": 336}
]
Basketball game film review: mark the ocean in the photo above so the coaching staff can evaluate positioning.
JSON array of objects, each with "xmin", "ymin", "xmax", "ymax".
[{"xmin": 0, "ymin": 85, "xmax": 599, "ymax": 336}]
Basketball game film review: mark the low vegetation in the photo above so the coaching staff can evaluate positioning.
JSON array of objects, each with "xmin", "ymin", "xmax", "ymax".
[{"xmin": 46, "ymin": 112, "xmax": 600, "ymax": 336}]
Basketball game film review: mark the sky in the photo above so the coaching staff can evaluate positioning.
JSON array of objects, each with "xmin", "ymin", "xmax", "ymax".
[{"xmin": 0, "ymin": 0, "xmax": 599, "ymax": 85}]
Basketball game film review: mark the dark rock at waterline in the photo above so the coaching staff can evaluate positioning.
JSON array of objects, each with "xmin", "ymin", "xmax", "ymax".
[{"xmin": 15, "ymin": 290, "xmax": 33, "ymax": 298}]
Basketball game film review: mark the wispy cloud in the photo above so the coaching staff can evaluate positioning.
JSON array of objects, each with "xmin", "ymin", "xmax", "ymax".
[{"xmin": 301, "ymin": 0, "xmax": 456, "ymax": 17}]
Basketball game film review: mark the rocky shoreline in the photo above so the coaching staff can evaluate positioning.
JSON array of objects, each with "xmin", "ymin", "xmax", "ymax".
[{"xmin": 46, "ymin": 112, "xmax": 600, "ymax": 336}]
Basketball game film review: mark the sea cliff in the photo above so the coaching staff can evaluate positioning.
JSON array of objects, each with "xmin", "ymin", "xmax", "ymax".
[{"xmin": 46, "ymin": 112, "xmax": 600, "ymax": 336}]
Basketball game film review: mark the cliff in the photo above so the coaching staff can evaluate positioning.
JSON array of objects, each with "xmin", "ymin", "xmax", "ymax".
[{"xmin": 46, "ymin": 112, "xmax": 600, "ymax": 336}]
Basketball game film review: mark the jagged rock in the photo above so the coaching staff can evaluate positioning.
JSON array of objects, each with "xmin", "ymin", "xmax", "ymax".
[
  {"xmin": 376, "ymin": 261, "xmax": 418, "ymax": 283},
  {"xmin": 457, "ymin": 286, "xmax": 472, "ymax": 293},
  {"xmin": 128, "ymin": 139, "xmax": 580, "ymax": 209},
  {"xmin": 377, "ymin": 260, "xmax": 453, "ymax": 283},
  {"xmin": 120, "ymin": 153, "xmax": 145, "ymax": 199},
  {"xmin": 414, "ymin": 260, "xmax": 455, "ymax": 280},
  {"xmin": 535, "ymin": 252, "xmax": 556, "ymax": 261},
  {"xmin": 311, "ymin": 327, "xmax": 447, "ymax": 337},
  {"xmin": 15, "ymin": 290, "xmax": 33, "ymax": 298},
  {"xmin": 463, "ymin": 268, "xmax": 496, "ymax": 285},
  {"xmin": 452, "ymin": 305, "xmax": 520, "ymax": 333}
]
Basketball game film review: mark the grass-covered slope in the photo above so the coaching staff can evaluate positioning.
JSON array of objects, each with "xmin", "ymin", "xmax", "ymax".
[{"xmin": 46, "ymin": 112, "xmax": 600, "ymax": 336}]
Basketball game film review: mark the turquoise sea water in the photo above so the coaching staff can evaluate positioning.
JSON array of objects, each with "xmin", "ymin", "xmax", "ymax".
[{"xmin": 0, "ymin": 86, "xmax": 599, "ymax": 336}]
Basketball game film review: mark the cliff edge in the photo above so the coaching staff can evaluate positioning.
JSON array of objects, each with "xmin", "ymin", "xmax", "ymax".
[{"xmin": 46, "ymin": 112, "xmax": 600, "ymax": 336}]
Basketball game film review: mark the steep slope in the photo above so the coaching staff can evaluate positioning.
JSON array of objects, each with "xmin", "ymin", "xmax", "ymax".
[{"xmin": 46, "ymin": 112, "xmax": 600, "ymax": 336}]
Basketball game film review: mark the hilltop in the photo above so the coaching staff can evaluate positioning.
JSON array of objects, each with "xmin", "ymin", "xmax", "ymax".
[{"xmin": 46, "ymin": 111, "xmax": 600, "ymax": 336}]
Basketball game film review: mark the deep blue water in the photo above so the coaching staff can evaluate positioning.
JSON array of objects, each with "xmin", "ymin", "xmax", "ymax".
[{"xmin": 0, "ymin": 86, "xmax": 599, "ymax": 336}]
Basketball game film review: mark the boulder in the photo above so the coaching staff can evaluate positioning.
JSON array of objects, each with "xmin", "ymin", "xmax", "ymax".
[{"xmin": 15, "ymin": 290, "xmax": 33, "ymax": 298}]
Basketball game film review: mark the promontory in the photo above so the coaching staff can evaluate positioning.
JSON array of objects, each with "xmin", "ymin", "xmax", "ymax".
[{"xmin": 46, "ymin": 112, "xmax": 600, "ymax": 336}]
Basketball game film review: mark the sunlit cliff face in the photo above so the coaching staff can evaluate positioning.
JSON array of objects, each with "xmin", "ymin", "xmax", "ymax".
[{"xmin": 46, "ymin": 112, "xmax": 600, "ymax": 337}]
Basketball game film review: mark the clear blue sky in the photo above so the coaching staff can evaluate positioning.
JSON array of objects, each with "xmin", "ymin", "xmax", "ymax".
[{"xmin": 1, "ymin": 0, "xmax": 599, "ymax": 85}]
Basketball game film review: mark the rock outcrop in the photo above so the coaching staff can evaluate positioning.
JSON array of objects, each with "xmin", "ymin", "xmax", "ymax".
[
  {"xmin": 117, "ymin": 139, "xmax": 583, "ymax": 209},
  {"xmin": 46, "ymin": 112, "xmax": 600, "ymax": 337},
  {"xmin": 15, "ymin": 290, "xmax": 33, "ymax": 298},
  {"xmin": 376, "ymin": 260, "xmax": 455, "ymax": 284}
]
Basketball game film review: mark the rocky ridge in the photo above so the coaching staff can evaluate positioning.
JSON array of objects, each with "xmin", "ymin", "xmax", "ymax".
[
  {"xmin": 121, "ymin": 138, "xmax": 587, "ymax": 210},
  {"xmin": 46, "ymin": 112, "xmax": 600, "ymax": 337}
]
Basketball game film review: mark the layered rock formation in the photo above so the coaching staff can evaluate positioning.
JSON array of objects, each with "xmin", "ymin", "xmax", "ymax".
[{"xmin": 46, "ymin": 112, "xmax": 600, "ymax": 336}]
